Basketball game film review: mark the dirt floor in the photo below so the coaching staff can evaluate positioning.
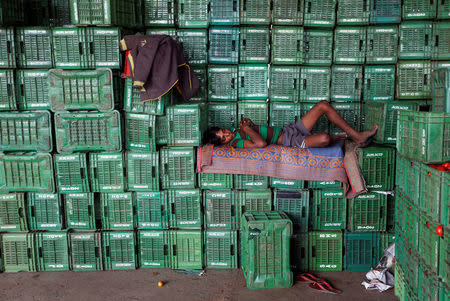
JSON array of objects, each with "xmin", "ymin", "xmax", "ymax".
[{"xmin": 0, "ymin": 269, "xmax": 396, "ymax": 301}]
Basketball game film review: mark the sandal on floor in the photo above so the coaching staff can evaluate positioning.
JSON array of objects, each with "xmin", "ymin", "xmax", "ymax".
[
  {"xmin": 296, "ymin": 273, "xmax": 321, "ymax": 283},
  {"xmin": 309, "ymin": 281, "xmax": 342, "ymax": 295}
]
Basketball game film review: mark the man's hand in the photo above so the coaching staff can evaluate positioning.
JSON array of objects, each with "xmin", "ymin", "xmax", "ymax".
[{"xmin": 239, "ymin": 118, "xmax": 254, "ymax": 130}]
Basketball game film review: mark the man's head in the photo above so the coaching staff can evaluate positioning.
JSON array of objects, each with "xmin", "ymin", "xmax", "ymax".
[{"xmin": 203, "ymin": 127, "xmax": 235, "ymax": 146}]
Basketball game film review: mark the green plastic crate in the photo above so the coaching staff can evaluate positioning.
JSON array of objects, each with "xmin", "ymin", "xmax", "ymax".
[
  {"xmin": 191, "ymin": 66, "xmax": 207, "ymax": 101},
  {"xmin": 0, "ymin": 111, "xmax": 52, "ymax": 152},
  {"xmin": 237, "ymin": 189, "xmax": 272, "ymax": 216},
  {"xmin": 54, "ymin": 153, "xmax": 89, "ymax": 193},
  {"xmin": 27, "ymin": 193, "xmax": 63, "ymax": 230},
  {"xmin": 395, "ymin": 253, "xmax": 406, "ymax": 301},
  {"xmin": 69, "ymin": 231, "xmax": 102, "ymax": 271},
  {"xmin": 272, "ymin": 0, "xmax": 304, "ymax": 25},
  {"xmin": 303, "ymin": 0, "xmax": 336, "ymax": 27},
  {"xmin": 85, "ymin": 27, "xmax": 120, "ymax": 69},
  {"xmin": 399, "ymin": 193, "xmax": 419, "ymax": 250},
  {"xmin": 208, "ymin": 27, "xmax": 239, "ymax": 64},
  {"xmin": 337, "ymin": 0, "xmax": 370, "ymax": 25},
  {"xmin": 208, "ymin": 66, "xmax": 238, "ymax": 101},
  {"xmin": 52, "ymin": 27, "xmax": 91, "ymax": 69},
  {"xmin": 370, "ymin": 0, "xmax": 401, "ymax": 24},
  {"xmin": 363, "ymin": 66, "xmax": 395, "ymax": 102},
  {"xmin": 431, "ymin": 67, "xmax": 450, "ymax": 113},
  {"xmin": 48, "ymin": 0, "xmax": 72, "ymax": 26},
  {"xmin": 308, "ymin": 231, "xmax": 342, "ymax": 271},
  {"xmin": 379, "ymin": 232, "xmax": 395, "ymax": 259},
  {"xmin": 167, "ymin": 104, "xmax": 207, "ymax": 146},
  {"xmin": 402, "ymin": 0, "xmax": 437, "ymax": 20},
  {"xmin": 102, "ymin": 231, "xmax": 136, "ymax": 270},
  {"xmin": 125, "ymin": 113, "xmax": 156, "ymax": 151},
  {"xmin": 269, "ymin": 66, "xmax": 301, "ymax": 102},
  {"xmin": 205, "ymin": 230, "xmax": 238, "ymax": 269},
  {"xmin": 419, "ymin": 163, "xmax": 449, "ymax": 225},
  {"xmin": 239, "ymin": 0, "xmax": 270, "ymax": 25},
  {"xmin": 198, "ymin": 173, "xmax": 233, "ymax": 190},
  {"xmin": 330, "ymin": 103, "xmax": 362, "ymax": 135},
  {"xmin": 274, "ymin": 189, "xmax": 310, "ymax": 232},
  {"xmin": 0, "ymin": 27, "xmax": 16, "ymax": 68},
  {"xmin": 0, "ymin": 0, "xmax": 25, "ymax": 25},
  {"xmin": 300, "ymin": 103, "xmax": 330, "ymax": 133},
  {"xmin": 238, "ymin": 65, "xmax": 269, "ymax": 100},
  {"xmin": 169, "ymin": 230, "xmax": 203, "ymax": 269},
  {"xmin": 145, "ymin": 27, "xmax": 177, "ymax": 38},
  {"xmin": 160, "ymin": 147, "xmax": 196, "ymax": 189},
  {"xmin": 399, "ymin": 22, "xmax": 433, "ymax": 59},
  {"xmin": 15, "ymin": 27, "xmax": 52, "ymax": 68},
  {"xmin": 100, "ymin": 192, "xmax": 135, "ymax": 230},
  {"xmin": 126, "ymin": 151, "xmax": 159, "ymax": 192},
  {"xmin": 123, "ymin": 78, "xmax": 172, "ymax": 114},
  {"xmin": 418, "ymin": 216, "xmax": 440, "ymax": 274},
  {"xmin": 348, "ymin": 193, "xmax": 387, "ymax": 232},
  {"xmin": 177, "ymin": 29, "xmax": 207, "ymax": 65},
  {"xmin": 418, "ymin": 263, "xmax": 441, "ymax": 301},
  {"xmin": 334, "ymin": 27, "xmax": 366, "ymax": 64},
  {"xmin": 233, "ymin": 174, "xmax": 269, "ymax": 190},
  {"xmin": 344, "ymin": 232, "xmax": 379, "ymax": 271},
  {"xmin": 1, "ymin": 233, "xmax": 36, "ymax": 272},
  {"xmin": 357, "ymin": 145, "xmax": 395, "ymax": 190},
  {"xmin": 291, "ymin": 232, "xmax": 308, "ymax": 272},
  {"xmin": 54, "ymin": 110, "xmax": 121, "ymax": 153},
  {"xmin": 204, "ymin": 190, "xmax": 238, "ymax": 230},
  {"xmin": 299, "ymin": 67, "xmax": 331, "ymax": 102},
  {"xmin": 49, "ymin": 68, "xmax": 114, "ymax": 112},
  {"xmin": 307, "ymin": 180, "xmax": 341, "ymax": 188},
  {"xmin": 177, "ymin": 0, "xmax": 208, "ymax": 28},
  {"xmin": 395, "ymin": 155, "xmax": 420, "ymax": 202},
  {"xmin": 366, "ymin": 26, "xmax": 398, "ymax": 64},
  {"xmin": 396, "ymin": 111, "xmax": 450, "ymax": 163},
  {"xmin": 437, "ymin": 0, "xmax": 450, "ymax": 19},
  {"xmin": 64, "ymin": 193, "xmax": 96, "ymax": 230},
  {"xmin": 303, "ymin": 29, "xmax": 333, "ymax": 66},
  {"xmin": 16, "ymin": 69, "xmax": 50, "ymax": 110},
  {"xmin": 239, "ymin": 27, "xmax": 270, "ymax": 64},
  {"xmin": 207, "ymin": 102, "xmax": 237, "ymax": 129},
  {"xmin": 240, "ymin": 211, "xmax": 293, "ymax": 289},
  {"xmin": 432, "ymin": 21, "xmax": 450, "ymax": 60},
  {"xmin": 89, "ymin": 152, "xmax": 125, "ymax": 193},
  {"xmin": 396, "ymin": 61, "xmax": 432, "ymax": 99},
  {"xmin": 0, "ymin": 69, "xmax": 17, "ymax": 111},
  {"xmin": 0, "ymin": 193, "xmax": 27, "ymax": 232},
  {"xmin": 271, "ymin": 26, "xmax": 304, "ymax": 65},
  {"xmin": 70, "ymin": 0, "xmax": 139, "ymax": 27},
  {"xmin": 156, "ymin": 115, "xmax": 168, "ymax": 145},
  {"xmin": 311, "ymin": 189, "xmax": 347, "ymax": 230},
  {"xmin": 439, "ymin": 232, "xmax": 449, "ymax": 284},
  {"xmin": 270, "ymin": 178, "xmax": 305, "ymax": 190},
  {"xmin": 144, "ymin": 0, "xmax": 175, "ymax": 26},
  {"xmin": 168, "ymin": 189, "xmax": 202, "ymax": 229},
  {"xmin": 35, "ymin": 231, "xmax": 69, "ymax": 271},
  {"xmin": 331, "ymin": 65, "xmax": 363, "ymax": 102},
  {"xmin": 210, "ymin": 0, "xmax": 239, "ymax": 25},
  {"xmin": 237, "ymin": 101, "xmax": 268, "ymax": 126},
  {"xmin": 138, "ymin": 230, "xmax": 170, "ymax": 268},
  {"xmin": 0, "ymin": 153, "xmax": 55, "ymax": 193},
  {"xmin": 135, "ymin": 191, "xmax": 169, "ymax": 230},
  {"xmin": 269, "ymin": 102, "xmax": 301, "ymax": 128}
]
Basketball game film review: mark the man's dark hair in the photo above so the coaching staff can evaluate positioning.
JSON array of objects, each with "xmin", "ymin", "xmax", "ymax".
[{"xmin": 203, "ymin": 127, "xmax": 221, "ymax": 146}]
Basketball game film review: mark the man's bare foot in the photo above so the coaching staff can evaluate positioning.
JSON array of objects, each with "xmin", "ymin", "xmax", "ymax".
[{"xmin": 353, "ymin": 124, "xmax": 378, "ymax": 146}]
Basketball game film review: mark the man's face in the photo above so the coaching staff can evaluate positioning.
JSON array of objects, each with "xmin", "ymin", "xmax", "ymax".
[{"xmin": 216, "ymin": 129, "xmax": 235, "ymax": 145}]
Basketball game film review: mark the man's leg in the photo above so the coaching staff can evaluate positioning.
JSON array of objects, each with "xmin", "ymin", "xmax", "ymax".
[{"xmin": 301, "ymin": 100, "xmax": 377, "ymax": 145}]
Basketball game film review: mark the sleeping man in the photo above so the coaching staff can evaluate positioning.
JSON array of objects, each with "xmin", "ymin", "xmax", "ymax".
[{"xmin": 203, "ymin": 100, "xmax": 377, "ymax": 149}]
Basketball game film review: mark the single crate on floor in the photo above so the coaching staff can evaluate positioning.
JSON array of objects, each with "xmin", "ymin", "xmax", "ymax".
[
  {"xmin": 344, "ymin": 232, "xmax": 379, "ymax": 271},
  {"xmin": 205, "ymin": 230, "xmax": 238, "ymax": 269},
  {"xmin": 308, "ymin": 231, "xmax": 343, "ymax": 271}
]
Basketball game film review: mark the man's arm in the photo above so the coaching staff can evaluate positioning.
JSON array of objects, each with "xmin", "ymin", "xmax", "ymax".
[{"xmin": 241, "ymin": 125, "xmax": 267, "ymax": 148}]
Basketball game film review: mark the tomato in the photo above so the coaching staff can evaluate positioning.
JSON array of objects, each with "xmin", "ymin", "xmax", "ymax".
[{"xmin": 436, "ymin": 225, "xmax": 444, "ymax": 237}]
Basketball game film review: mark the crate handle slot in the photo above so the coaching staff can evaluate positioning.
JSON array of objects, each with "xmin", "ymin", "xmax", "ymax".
[
  {"xmin": 435, "ymin": 35, "xmax": 439, "ymax": 47},
  {"xmin": 164, "ymin": 244, "xmax": 168, "ymax": 255},
  {"xmin": 133, "ymin": 205, "xmax": 137, "ymax": 215},
  {"xmin": 230, "ymin": 244, "xmax": 235, "ymax": 255},
  {"xmin": 31, "ymin": 206, "xmax": 35, "ymax": 217},
  {"xmin": 148, "ymin": 126, "xmax": 153, "ymax": 138},
  {"xmin": 87, "ymin": 205, "xmax": 93, "ymax": 216},
  {"xmin": 7, "ymin": 84, "xmax": 12, "ymax": 96},
  {"xmin": 172, "ymin": 244, "xmax": 177, "ymax": 256},
  {"xmin": 180, "ymin": 3, "xmax": 184, "ymax": 14},
  {"xmin": 104, "ymin": 206, "xmax": 108, "ymax": 217},
  {"xmin": 39, "ymin": 247, "xmax": 43, "ymax": 258},
  {"xmin": 297, "ymin": 0, "xmax": 302, "ymax": 11},
  {"xmin": 305, "ymin": 41, "xmax": 310, "ymax": 53},
  {"xmin": 241, "ymin": 76, "xmax": 244, "ymax": 87},
  {"xmin": 300, "ymin": 246, "xmax": 305, "ymax": 258},
  {"xmin": 90, "ymin": 42, "xmax": 94, "ymax": 55},
  {"xmin": 19, "ymin": 207, "xmax": 25, "ymax": 217},
  {"xmin": 233, "ymin": 0, "xmax": 237, "ymax": 11},
  {"xmin": 363, "ymin": 0, "xmax": 367, "ymax": 11},
  {"xmin": 79, "ymin": 42, "xmax": 83, "ymax": 55},
  {"xmin": 80, "ymin": 167, "xmax": 86, "ymax": 179},
  {"xmin": 424, "ymin": 74, "xmax": 428, "ymax": 85},
  {"xmin": 231, "ymin": 204, "xmax": 235, "ymax": 216},
  {"xmin": 161, "ymin": 204, "xmax": 165, "ymax": 213},
  {"xmin": 425, "ymin": 34, "xmax": 429, "ymax": 46},
  {"xmin": 311, "ymin": 246, "xmax": 316, "ymax": 257},
  {"xmin": 297, "ymin": 40, "xmax": 301, "ymax": 52},
  {"xmin": 430, "ymin": 0, "xmax": 433, "ymax": 4},
  {"xmin": 20, "ymin": 84, "xmax": 24, "ymax": 96},
  {"xmin": 7, "ymin": 41, "xmax": 12, "ymax": 53},
  {"xmin": 164, "ymin": 163, "xmax": 168, "ymax": 173},
  {"xmin": 293, "ymin": 78, "xmax": 297, "ymax": 90},
  {"xmin": 373, "ymin": 0, "xmax": 376, "ymax": 10},
  {"xmin": 355, "ymin": 78, "xmax": 359, "ymax": 89},
  {"xmin": 369, "ymin": 39, "xmax": 373, "ymax": 51},
  {"xmin": 367, "ymin": 79, "xmax": 371, "ymax": 90},
  {"xmin": 303, "ymin": 79, "xmax": 307, "ymax": 90},
  {"xmin": 307, "ymin": 1, "xmax": 311, "ymax": 13},
  {"xmin": 152, "ymin": 166, "xmax": 156, "ymax": 176},
  {"xmin": 232, "ymin": 40, "xmax": 236, "ymax": 51},
  {"xmin": 169, "ymin": 120, "xmax": 173, "ymax": 132},
  {"xmin": 242, "ymin": 39, "xmax": 246, "ymax": 50},
  {"xmin": 359, "ymin": 40, "xmax": 363, "ymax": 52},
  {"xmin": 301, "ymin": 206, "xmax": 306, "ymax": 217},
  {"xmin": 231, "ymin": 78, "xmax": 235, "ymax": 89},
  {"xmin": 20, "ymin": 41, "xmax": 25, "ymax": 53},
  {"xmin": 243, "ymin": 0, "xmax": 247, "ymax": 11},
  {"xmin": 171, "ymin": 202, "xmax": 175, "ymax": 214},
  {"xmin": 168, "ymin": 1, "xmax": 172, "ymax": 12},
  {"xmin": 95, "ymin": 246, "xmax": 100, "ymax": 258},
  {"xmin": 28, "ymin": 247, "xmax": 32, "ymax": 259},
  {"xmin": 316, "ymin": 205, "xmax": 320, "ymax": 216},
  {"xmin": 106, "ymin": 245, "xmax": 110, "ymax": 257},
  {"xmin": 94, "ymin": 167, "xmax": 98, "ymax": 178},
  {"xmin": 380, "ymin": 206, "xmax": 384, "ymax": 218}
]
